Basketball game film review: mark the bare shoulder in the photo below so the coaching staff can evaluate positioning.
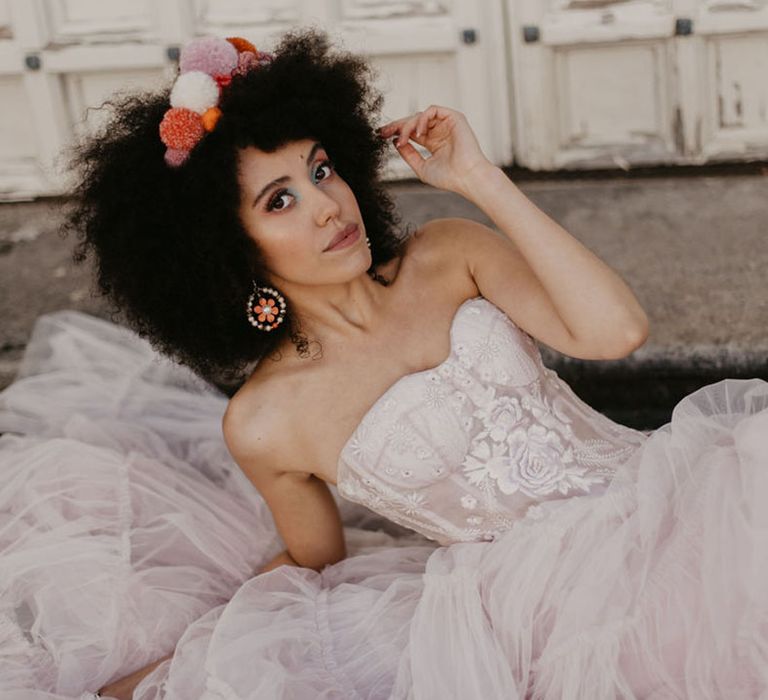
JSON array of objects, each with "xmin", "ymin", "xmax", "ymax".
[
  {"xmin": 405, "ymin": 217, "xmax": 480, "ymax": 297},
  {"xmin": 221, "ymin": 367, "xmax": 347, "ymax": 572},
  {"xmin": 221, "ymin": 367, "xmax": 306, "ymax": 481},
  {"xmin": 414, "ymin": 216, "xmax": 499, "ymax": 251}
]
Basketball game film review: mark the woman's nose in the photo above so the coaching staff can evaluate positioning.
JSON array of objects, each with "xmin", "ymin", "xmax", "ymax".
[{"xmin": 311, "ymin": 186, "xmax": 341, "ymax": 224}]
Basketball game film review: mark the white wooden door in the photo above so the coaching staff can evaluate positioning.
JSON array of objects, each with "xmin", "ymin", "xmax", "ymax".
[
  {"xmin": 674, "ymin": 0, "xmax": 768, "ymax": 162},
  {"xmin": 0, "ymin": 0, "xmax": 69, "ymax": 199},
  {"xmin": 0, "ymin": 0, "xmax": 513, "ymax": 199},
  {"xmin": 191, "ymin": 0, "xmax": 514, "ymax": 179},
  {"xmin": 506, "ymin": 0, "xmax": 768, "ymax": 169},
  {"xmin": 330, "ymin": 0, "xmax": 513, "ymax": 180},
  {"xmin": 2, "ymin": 0, "xmax": 184, "ymax": 199},
  {"xmin": 5, "ymin": 0, "xmax": 765, "ymax": 196}
]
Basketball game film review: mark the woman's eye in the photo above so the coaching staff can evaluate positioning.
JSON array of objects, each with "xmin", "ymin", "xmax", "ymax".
[
  {"xmin": 267, "ymin": 191, "xmax": 291, "ymax": 212},
  {"xmin": 315, "ymin": 159, "xmax": 334, "ymax": 182},
  {"xmin": 265, "ymin": 159, "xmax": 334, "ymax": 212}
]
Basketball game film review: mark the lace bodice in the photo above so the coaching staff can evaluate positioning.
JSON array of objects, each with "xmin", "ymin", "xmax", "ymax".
[{"xmin": 336, "ymin": 296, "xmax": 649, "ymax": 545}]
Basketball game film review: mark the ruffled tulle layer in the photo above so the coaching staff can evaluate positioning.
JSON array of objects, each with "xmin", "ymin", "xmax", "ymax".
[
  {"xmin": 1, "ymin": 310, "xmax": 766, "ymax": 699},
  {"xmin": 394, "ymin": 379, "xmax": 768, "ymax": 699}
]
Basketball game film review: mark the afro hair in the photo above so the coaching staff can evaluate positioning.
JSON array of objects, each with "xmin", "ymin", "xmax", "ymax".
[{"xmin": 61, "ymin": 26, "xmax": 410, "ymax": 392}]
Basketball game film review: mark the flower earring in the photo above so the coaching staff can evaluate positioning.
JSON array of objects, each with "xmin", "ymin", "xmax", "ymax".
[{"xmin": 246, "ymin": 281, "xmax": 286, "ymax": 331}]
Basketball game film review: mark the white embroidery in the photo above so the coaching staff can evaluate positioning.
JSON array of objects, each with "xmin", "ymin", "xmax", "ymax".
[
  {"xmin": 473, "ymin": 394, "xmax": 523, "ymax": 441},
  {"xmin": 336, "ymin": 297, "xmax": 649, "ymax": 545},
  {"xmin": 423, "ymin": 383, "xmax": 448, "ymax": 409},
  {"xmin": 402, "ymin": 492, "xmax": 427, "ymax": 515},
  {"xmin": 387, "ymin": 420, "xmax": 416, "ymax": 454}
]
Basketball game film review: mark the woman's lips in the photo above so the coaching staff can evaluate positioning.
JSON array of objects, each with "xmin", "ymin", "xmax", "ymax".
[{"xmin": 325, "ymin": 224, "xmax": 360, "ymax": 251}]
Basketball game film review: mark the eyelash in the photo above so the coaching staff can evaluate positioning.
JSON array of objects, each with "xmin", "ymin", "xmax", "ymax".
[{"xmin": 265, "ymin": 159, "xmax": 335, "ymax": 212}]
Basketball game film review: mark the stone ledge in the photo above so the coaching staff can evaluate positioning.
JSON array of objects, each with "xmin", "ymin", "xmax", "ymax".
[{"xmin": 541, "ymin": 345, "xmax": 768, "ymax": 431}]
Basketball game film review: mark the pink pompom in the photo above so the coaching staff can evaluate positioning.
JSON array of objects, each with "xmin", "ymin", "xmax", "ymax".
[
  {"xmin": 180, "ymin": 36, "xmax": 238, "ymax": 77},
  {"xmin": 234, "ymin": 50, "xmax": 259, "ymax": 76},
  {"xmin": 164, "ymin": 148, "xmax": 190, "ymax": 167},
  {"xmin": 256, "ymin": 51, "xmax": 274, "ymax": 66}
]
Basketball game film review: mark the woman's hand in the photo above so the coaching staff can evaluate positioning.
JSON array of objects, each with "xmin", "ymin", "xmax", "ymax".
[
  {"xmin": 377, "ymin": 105, "xmax": 493, "ymax": 196},
  {"xmin": 98, "ymin": 654, "xmax": 171, "ymax": 699}
]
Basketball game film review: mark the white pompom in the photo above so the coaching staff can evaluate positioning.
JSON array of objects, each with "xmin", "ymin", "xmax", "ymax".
[{"xmin": 170, "ymin": 71, "xmax": 219, "ymax": 114}]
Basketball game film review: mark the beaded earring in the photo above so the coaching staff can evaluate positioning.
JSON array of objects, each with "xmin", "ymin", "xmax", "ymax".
[{"xmin": 246, "ymin": 282, "xmax": 286, "ymax": 331}]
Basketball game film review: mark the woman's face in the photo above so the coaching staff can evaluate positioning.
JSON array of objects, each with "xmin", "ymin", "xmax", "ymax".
[{"xmin": 237, "ymin": 138, "xmax": 369, "ymax": 286}]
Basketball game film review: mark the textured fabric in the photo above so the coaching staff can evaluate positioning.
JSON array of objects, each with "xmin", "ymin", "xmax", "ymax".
[
  {"xmin": 0, "ymin": 301, "xmax": 766, "ymax": 699},
  {"xmin": 337, "ymin": 296, "xmax": 649, "ymax": 545}
]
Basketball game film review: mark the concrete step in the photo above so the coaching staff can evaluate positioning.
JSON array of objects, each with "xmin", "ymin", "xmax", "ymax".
[
  {"xmin": 2, "ymin": 171, "xmax": 766, "ymax": 431},
  {"xmin": 389, "ymin": 170, "xmax": 768, "ymax": 430},
  {"xmin": 539, "ymin": 348, "xmax": 767, "ymax": 431}
]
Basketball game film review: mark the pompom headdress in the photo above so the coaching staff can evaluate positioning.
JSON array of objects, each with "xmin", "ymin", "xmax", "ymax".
[{"xmin": 159, "ymin": 36, "xmax": 273, "ymax": 167}]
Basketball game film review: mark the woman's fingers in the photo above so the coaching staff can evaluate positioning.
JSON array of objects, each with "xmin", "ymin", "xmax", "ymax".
[
  {"xmin": 379, "ymin": 106, "xmax": 442, "ymax": 146},
  {"xmin": 415, "ymin": 106, "xmax": 436, "ymax": 137},
  {"xmin": 378, "ymin": 112, "xmax": 425, "ymax": 145},
  {"xmin": 399, "ymin": 115, "xmax": 426, "ymax": 146}
]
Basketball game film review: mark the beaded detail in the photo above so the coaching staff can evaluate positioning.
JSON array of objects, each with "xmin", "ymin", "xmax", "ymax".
[{"xmin": 246, "ymin": 284, "xmax": 286, "ymax": 331}]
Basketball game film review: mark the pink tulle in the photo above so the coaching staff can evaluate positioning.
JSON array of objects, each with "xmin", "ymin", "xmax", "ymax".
[{"xmin": 0, "ymin": 309, "xmax": 766, "ymax": 699}]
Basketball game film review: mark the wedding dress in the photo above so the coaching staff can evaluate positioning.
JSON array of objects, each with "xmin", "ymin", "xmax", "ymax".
[{"xmin": 0, "ymin": 296, "xmax": 765, "ymax": 699}]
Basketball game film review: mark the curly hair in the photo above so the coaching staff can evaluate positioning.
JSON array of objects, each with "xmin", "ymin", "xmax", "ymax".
[{"xmin": 61, "ymin": 26, "xmax": 410, "ymax": 391}]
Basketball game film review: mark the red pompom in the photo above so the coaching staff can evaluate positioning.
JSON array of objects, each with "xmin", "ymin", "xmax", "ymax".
[{"xmin": 159, "ymin": 107, "xmax": 205, "ymax": 150}]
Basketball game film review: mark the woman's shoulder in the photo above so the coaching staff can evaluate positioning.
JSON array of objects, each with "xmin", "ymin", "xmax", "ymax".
[
  {"xmin": 404, "ymin": 217, "xmax": 478, "ymax": 292},
  {"xmin": 222, "ymin": 361, "xmax": 309, "ymax": 473},
  {"xmin": 406, "ymin": 217, "xmax": 480, "ymax": 270},
  {"xmin": 223, "ymin": 218, "xmax": 476, "ymax": 452}
]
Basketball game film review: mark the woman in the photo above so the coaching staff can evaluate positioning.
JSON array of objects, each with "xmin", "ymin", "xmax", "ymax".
[{"xmin": 0, "ymin": 26, "xmax": 765, "ymax": 699}]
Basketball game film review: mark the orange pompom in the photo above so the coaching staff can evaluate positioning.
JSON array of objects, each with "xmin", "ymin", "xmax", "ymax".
[
  {"xmin": 201, "ymin": 106, "xmax": 222, "ymax": 131},
  {"xmin": 226, "ymin": 37, "xmax": 257, "ymax": 54},
  {"xmin": 159, "ymin": 107, "xmax": 204, "ymax": 150}
]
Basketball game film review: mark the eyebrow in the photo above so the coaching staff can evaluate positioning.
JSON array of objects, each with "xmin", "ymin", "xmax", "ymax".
[{"xmin": 251, "ymin": 141, "xmax": 324, "ymax": 209}]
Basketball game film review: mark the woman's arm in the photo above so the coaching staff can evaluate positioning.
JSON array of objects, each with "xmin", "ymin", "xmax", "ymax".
[
  {"xmin": 456, "ymin": 164, "xmax": 648, "ymax": 351},
  {"xmin": 256, "ymin": 548, "xmax": 301, "ymax": 572},
  {"xmin": 381, "ymin": 105, "xmax": 648, "ymax": 354}
]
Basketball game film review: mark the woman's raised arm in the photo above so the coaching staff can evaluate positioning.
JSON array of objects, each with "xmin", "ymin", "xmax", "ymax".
[{"xmin": 380, "ymin": 105, "xmax": 649, "ymax": 357}]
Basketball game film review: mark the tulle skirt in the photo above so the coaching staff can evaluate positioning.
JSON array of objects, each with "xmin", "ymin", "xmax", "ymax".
[{"xmin": 0, "ymin": 310, "xmax": 766, "ymax": 699}]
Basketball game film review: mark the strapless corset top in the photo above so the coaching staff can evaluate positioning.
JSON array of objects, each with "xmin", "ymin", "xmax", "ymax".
[{"xmin": 336, "ymin": 296, "xmax": 648, "ymax": 545}]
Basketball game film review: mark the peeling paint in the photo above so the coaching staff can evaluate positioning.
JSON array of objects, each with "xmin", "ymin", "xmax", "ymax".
[
  {"xmin": 733, "ymin": 81, "xmax": 743, "ymax": 120},
  {"xmin": 715, "ymin": 49, "xmax": 725, "ymax": 128},
  {"xmin": 706, "ymin": 0, "xmax": 765, "ymax": 11},
  {"xmin": 673, "ymin": 106, "xmax": 685, "ymax": 154},
  {"xmin": 695, "ymin": 117, "xmax": 702, "ymax": 153},
  {"xmin": 563, "ymin": 0, "xmax": 635, "ymax": 8}
]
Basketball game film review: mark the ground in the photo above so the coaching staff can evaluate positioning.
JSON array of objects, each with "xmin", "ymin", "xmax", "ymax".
[{"xmin": 2, "ymin": 169, "xmax": 766, "ymax": 429}]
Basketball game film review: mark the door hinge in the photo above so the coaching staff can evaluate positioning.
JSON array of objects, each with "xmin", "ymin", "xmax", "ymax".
[
  {"xmin": 522, "ymin": 25, "xmax": 540, "ymax": 43},
  {"xmin": 675, "ymin": 18, "xmax": 694, "ymax": 36},
  {"xmin": 24, "ymin": 53, "xmax": 42, "ymax": 70}
]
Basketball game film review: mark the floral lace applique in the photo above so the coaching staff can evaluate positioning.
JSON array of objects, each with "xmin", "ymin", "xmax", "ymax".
[
  {"xmin": 335, "ymin": 297, "xmax": 648, "ymax": 545},
  {"xmin": 461, "ymin": 381, "xmax": 608, "ymax": 499}
]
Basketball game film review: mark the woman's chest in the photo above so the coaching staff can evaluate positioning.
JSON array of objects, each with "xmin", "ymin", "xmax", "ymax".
[{"xmin": 295, "ymin": 305, "xmax": 463, "ymax": 486}]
